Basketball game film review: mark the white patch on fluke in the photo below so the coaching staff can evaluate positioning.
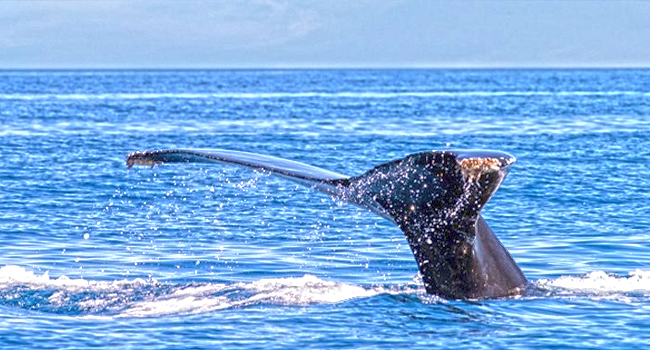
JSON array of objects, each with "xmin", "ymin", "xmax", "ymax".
[{"xmin": 458, "ymin": 157, "xmax": 504, "ymax": 182}]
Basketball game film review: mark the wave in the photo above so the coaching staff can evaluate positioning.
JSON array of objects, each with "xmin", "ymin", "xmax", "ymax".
[
  {"xmin": 1, "ymin": 265, "xmax": 649, "ymax": 317},
  {"xmin": 0, "ymin": 265, "xmax": 403, "ymax": 317},
  {"xmin": 0, "ymin": 91, "xmax": 648, "ymax": 100}
]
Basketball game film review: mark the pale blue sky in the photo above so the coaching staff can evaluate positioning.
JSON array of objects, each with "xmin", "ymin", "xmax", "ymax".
[{"xmin": 1, "ymin": 0, "xmax": 649, "ymax": 69}]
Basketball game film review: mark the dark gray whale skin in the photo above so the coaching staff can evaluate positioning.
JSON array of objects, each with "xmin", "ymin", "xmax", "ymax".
[{"xmin": 127, "ymin": 148, "xmax": 527, "ymax": 299}]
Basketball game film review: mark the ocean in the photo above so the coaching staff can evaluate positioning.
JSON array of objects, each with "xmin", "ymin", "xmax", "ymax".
[{"xmin": 1, "ymin": 69, "xmax": 649, "ymax": 349}]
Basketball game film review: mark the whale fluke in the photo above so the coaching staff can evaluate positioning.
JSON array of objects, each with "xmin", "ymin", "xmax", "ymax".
[{"xmin": 126, "ymin": 148, "xmax": 527, "ymax": 299}]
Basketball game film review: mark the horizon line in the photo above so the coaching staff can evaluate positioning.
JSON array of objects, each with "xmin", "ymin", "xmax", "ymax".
[{"xmin": 1, "ymin": 65, "xmax": 650, "ymax": 71}]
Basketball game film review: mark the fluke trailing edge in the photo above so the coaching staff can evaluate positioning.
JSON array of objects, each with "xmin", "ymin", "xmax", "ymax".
[{"xmin": 126, "ymin": 148, "xmax": 527, "ymax": 299}]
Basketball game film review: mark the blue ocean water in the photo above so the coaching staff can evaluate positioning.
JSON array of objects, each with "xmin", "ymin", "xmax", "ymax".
[{"xmin": 1, "ymin": 69, "xmax": 650, "ymax": 349}]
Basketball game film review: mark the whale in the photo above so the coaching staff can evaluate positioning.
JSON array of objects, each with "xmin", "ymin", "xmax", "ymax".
[{"xmin": 126, "ymin": 148, "xmax": 527, "ymax": 299}]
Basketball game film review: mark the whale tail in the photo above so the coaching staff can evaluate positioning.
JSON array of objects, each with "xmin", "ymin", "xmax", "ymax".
[{"xmin": 127, "ymin": 148, "xmax": 527, "ymax": 299}]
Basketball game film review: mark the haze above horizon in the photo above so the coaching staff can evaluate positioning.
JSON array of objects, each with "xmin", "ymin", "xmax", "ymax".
[{"xmin": 1, "ymin": 0, "xmax": 648, "ymax": 69}]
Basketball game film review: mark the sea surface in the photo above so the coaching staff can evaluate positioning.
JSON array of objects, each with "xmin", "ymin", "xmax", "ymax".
[{"xmin": 1, "ymin": 69, "xmax": 650, "ymax": 349}]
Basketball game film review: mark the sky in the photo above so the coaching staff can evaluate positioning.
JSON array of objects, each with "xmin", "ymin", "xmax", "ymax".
[{"xmin": 1, "ymin": 0, "xmax": 649, "ymax": 69}]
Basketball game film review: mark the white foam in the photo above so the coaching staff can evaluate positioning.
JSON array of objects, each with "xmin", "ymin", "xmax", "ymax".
[
  {"xmin": 243, "ymin": 274, "xmax": 381, "ymax": 304},
  {"xmin": 536, "ymin": 269, "xmax": 650, "ymax": 295},
  {"xmin": 0, "ymin": 265, "xmax": 148, "ymax": 289},
  {"xmin": 0, "ymin": 265, "xmax": 87, "ymax": 287},
  {"xmin": 122, "ymin": 275, "xmax": 386, "ymax": 317},
  {"xmin": 0, "ymin": 265, "xmax": 395, "ymax": 317},
  {"xmin": 121, "ymin": 293, "xmax": 233, "ymax": 317},
  {"xmin": 11, "ymin": 264, "xmax": 649, "ymax": 317}
]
